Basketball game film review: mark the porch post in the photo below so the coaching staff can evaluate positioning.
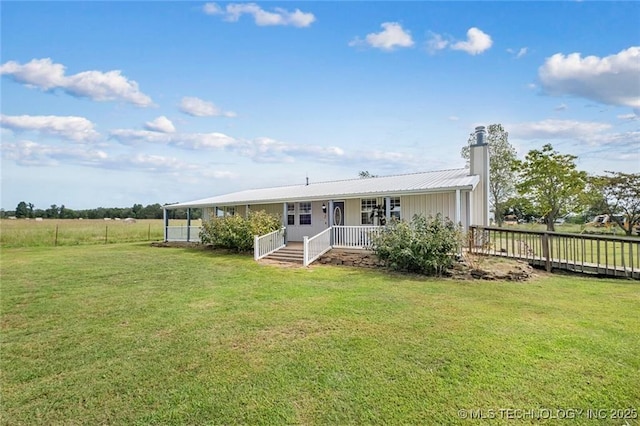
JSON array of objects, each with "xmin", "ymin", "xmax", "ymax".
[
  {"xmin": 385, "ymin": 196, "xmax": 391, "ymax": 224},
  {"xmin": 246, "ymin": 204, "xmax": 250, "ymax": 218},
  {"xmin": 283, "ymin": 203, "xmax": 288, "ymax": 244},
  {"xmin": 328, "ymin": 200, "xmax": 334, "ymax": 245},
  {"xmin": 163, "ymin": 208, "xmax": 168, "ymax": 241},
  {"xmin": 455, "ymin": 189, "xmax": 461, "ymax": 227},
  {"xmin": 186, "ymin": 208, "xmax": 191, "ymax": 242}
]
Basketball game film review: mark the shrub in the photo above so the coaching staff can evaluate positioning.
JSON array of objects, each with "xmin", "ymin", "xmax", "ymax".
[
  {"xmin": 199, "ymin": 210, "xmax": 281, "ymax": 252},
  {"xmin": 371, "ymin": 214, "xmax": 462, "ymax": 276}
]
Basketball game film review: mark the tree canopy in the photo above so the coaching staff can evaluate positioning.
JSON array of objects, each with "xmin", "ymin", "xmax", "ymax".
[
  {"xmin": 516, "ymin": 144, "xmax": 587, "ymax": 231},
  {"xmin": 589, "ymin": 171, "xmax": 640, "ymax": 236}
]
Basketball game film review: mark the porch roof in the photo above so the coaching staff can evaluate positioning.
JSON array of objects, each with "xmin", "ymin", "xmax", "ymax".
[{"xmin": 165, "ymin": 167, "xmax": 479, "ymax": 209}]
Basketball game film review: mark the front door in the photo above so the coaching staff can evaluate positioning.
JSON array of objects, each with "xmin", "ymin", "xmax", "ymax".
[{"xmin": 333, "ymin": 201, "xmax": 344, "ymax": 226}]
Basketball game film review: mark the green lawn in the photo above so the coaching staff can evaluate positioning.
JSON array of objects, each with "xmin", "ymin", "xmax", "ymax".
[{"xmin": 1, "ymin": 244, "xmax": 639, "ymax": 425}]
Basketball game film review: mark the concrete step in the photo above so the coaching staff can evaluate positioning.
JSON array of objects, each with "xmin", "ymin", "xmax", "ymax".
[{"xmin": 264, "ymin": 246, "xmax": 304, "ymax": 263}]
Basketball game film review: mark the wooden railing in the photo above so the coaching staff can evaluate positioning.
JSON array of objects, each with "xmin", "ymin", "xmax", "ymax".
[
  {"xmin": 332, "ymin": 225, "xmax": 382, "ymax": 249},
  {"xmin": 254, "ymin": 228, "xmax": 286, "ymax": 260},
  {"xmin": 469, "ymin": 226, "xmax": 640, "ymax": 279}
]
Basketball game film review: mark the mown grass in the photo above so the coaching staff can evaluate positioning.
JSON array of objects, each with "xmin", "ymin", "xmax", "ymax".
[
  {"xmin": 1, "ymin": 244, "xmax": 639, "ymax": 425},
  {"xmin": 0, "ymin": 219, "xmax": 197, "ymax": 247}
]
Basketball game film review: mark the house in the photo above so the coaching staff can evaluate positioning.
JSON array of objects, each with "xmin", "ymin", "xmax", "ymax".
[{"xmin": 162, "ymin": 126, "xmax": 490, "ymax": 264}]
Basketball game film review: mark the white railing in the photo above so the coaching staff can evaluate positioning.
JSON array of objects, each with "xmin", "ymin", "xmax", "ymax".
[
  {"xmin": 166, "ymin": 226, "xmax": 202, "ymax": 242},
  {"xmin": 254, "ymin": 228, "xmax": 286, "ymax": 260},
  {"xmin": 332, "ymin": 226, "xmax": 382, "ymax": 249},
  {"xmin": 303, "ymin": 228, "xmax": 332, "ymax": 266}
]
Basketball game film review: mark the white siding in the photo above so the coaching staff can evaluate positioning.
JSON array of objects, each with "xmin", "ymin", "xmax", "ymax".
[
  {"xmin": 249, "ymin": 203, "xmax": 282, "ymax": 217},
  {"xmin": 344, "ymin": 199, "xmax": 361, "ymax": 226},
  {"xmin": 287, "ymin": 201, "xmax": 329, "ymax": 241},
  {"xmin": 402, "ymin": 193, "xmax": 457, "ymax": 222}
]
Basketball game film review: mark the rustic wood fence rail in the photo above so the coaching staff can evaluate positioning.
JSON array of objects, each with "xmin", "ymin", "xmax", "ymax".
[{"xmin": 468, "ymin": 226, "xmax": 640, "ymax": 279}]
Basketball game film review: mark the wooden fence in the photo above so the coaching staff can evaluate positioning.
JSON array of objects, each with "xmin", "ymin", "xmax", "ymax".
[{"xmin": 468, "ymin": 226, "xmax": 640, "ymax": 279}]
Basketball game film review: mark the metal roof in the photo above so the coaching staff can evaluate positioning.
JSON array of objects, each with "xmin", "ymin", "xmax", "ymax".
[{"xmin": 165, "ymin": 168, "xmax": 479, "ymax": 209}]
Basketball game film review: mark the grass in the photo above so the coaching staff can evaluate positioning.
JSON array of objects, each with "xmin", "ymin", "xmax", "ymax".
[{"xmin": 1, "ymin": 243, "xmax": 638, "ymax": 425}]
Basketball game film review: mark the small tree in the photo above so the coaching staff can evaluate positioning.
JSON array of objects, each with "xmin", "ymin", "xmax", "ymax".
[
  {"xmin": 371, "ymin": 214, "xmax": 462, "ymax": 276},
  {"xmin": 516, "ymin": 144, "xmax": 587, "ymax": 231},
  {"xmin": 461, "ymin": 124, "xmax": 518, "ymax": 226},
  {"xmin": 590, "ymin": 171, "xmax": 640, "ymax": 236}
]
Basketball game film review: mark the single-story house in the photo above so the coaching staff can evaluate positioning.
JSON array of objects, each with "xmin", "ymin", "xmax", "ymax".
[{"xmin": 163, "ymin": 126, "xmax": 490, "ymax": 265}]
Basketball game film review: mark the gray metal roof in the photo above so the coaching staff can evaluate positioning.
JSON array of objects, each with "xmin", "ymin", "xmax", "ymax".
[{"xmin": 166, "ymin": 168, "xmax": 479, "ymax": 209}]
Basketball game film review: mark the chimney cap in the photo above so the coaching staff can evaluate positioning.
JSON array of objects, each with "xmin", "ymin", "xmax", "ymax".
[{"xmin": 473, "ymin": 125, "xmax": 487, "ymax": 146}]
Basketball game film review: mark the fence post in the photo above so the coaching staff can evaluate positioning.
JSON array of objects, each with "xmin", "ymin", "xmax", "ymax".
[
  {"xmin": 303, "ymin": 236, "xmax": 309, "ymax": 267},
  {"xmin": 542, "ymin": 232, "xmax": 551, "ymax": 272},
  {"xmin": 254, "ymin": 235, "xmax": 259, "ymax": 260},
  {"xmin": 54, "ymin": 224, "xmax": 59, "ymax": 246},
  {"xmin": 105, "ymin": 225, "xmax": 108, "ymax": 244}
]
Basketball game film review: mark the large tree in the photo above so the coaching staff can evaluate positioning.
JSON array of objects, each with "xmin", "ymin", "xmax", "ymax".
[
  {"xmin": 516, "ymin": 144, "xmax": 587, "ymax": 231},
  {"xmin": 590, "ymin": 171, "xmax": 640, "ymax": 236},
  {"xmin": 15, "ymin": 201, "xmax": 29, "ymax": 218},
  {"xmin": 461, "ymin": 123, "xmax": 518, "ymax": 226}
]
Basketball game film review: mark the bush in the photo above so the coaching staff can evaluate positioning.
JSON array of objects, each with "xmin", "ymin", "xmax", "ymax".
[
  {"xmin": 199, "ymin": 210, "xmax": 281, "ymax": 252},
  {"xmin": 371, "ymin": 214, "xmax": 462, "ymax": 276}
]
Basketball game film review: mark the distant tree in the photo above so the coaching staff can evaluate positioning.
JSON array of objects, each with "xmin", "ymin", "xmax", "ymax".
[
  {"xmin": 461, "ymin": 124, "xmax": 518, "ymax": 226},
  {"xmin": 359, "ymin": 171, "xmax": 378, "ymax": 178},
  {"xmin": 27, "ymin": 202, "xmax": 35, "ymax": 218},
  {"xmin": 15, "ymin": 201, "xmax": 29, "ymax": 218},
  {"xmin": 589, "ymin": 171, "xmax": 640, "ymax": 236},
  {"xmin": 516, "ymin": 144, "xmax": 587, "ymax": 231},
  {"xmin": 46, "ymin": 204, "xmax": 60, "ymax": 218}
]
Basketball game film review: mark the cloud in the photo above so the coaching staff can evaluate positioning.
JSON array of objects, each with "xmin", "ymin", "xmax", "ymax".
[
  {"xmin": 618, "ymin": 113, "xmax": 639, "ymax": 121},
  {"xmin": 0, "ymin": 58, "xmax": 153, "ymax": 107},
  {"xmin": 1, "ymin": 139, "xmax": 238, "ymax": 179},
  {"xmin": 450, "ymin": 27, "xmax": 493, "ymax": 55},
  {"xmin": 1, "ymin": 140, "xmax": 108, "ymax": 167},
  {"xmin": 507, "ymin": 47, "xmax": 528, "ymax": 58},
  {"xmin": 538, "ymin": 46, "xmax": 640, "ymax": 109},
  {"xmin": 554, "ymin": 103, "xmax": 568, "ymax": 112},
  {"xmin": 144, "ymin": 116, "xmax": 176, "ymax": 133},
  {"xmin": 179, "ymin": 96, "xmax": 236, "ymax": 117},
  {"xmin": 350, "ymin": 22, "xmax": 414, "ymax": 51},
  {"xmin": 426, "ymin": 27, "xmax": 492, "ymax": 55},
  {"xmin": 510, "ymin": 119, "xmax": 611, "ymax": 140},
  {"xmin": 425, "ymin": 32, "xmax": 449, "ymax": 54},
  {"xmin": 110, "ymin": 129, "xmax": 237, "ymax": 150},
  {"xmin": 0, "ymin": 114, "xmax": 100, "ymax": 142},
  {"xmin": 203, "ymin": 2, "xmax": 315, "ymax": 27}
]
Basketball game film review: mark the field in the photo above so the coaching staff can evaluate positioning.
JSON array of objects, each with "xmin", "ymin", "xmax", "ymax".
[
  {"xmin": 0, "ymin": 219, "xmax": 199, "ymax": 247},
  {"xmin": 2, "ymin": 242, "xmax": 639, "ymax": 425}
]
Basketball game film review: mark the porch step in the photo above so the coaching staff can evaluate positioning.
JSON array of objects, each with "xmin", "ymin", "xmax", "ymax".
[{"xmin": 264, "ymin": 247, "xmax": 304, "ymax": 264}]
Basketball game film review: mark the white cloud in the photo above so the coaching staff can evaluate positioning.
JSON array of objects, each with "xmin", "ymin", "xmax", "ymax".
[
  {"xmin": 144, "ymin": 116, "xmax": 176, "ymax": 133},
  {"xmin": 350, "ymin": 22, "xmax": 414, "ymax": 51},
  {"xmin": 618, "ymin": 113, "xmax": 639, "ymax": 121},
  {"xmin": 510, "ymin": 119, "xmax": 611, "ymax": 140},
  {"xmin": 0, "ymin": 58, "xmax": 153, "ymax": 107},
  {"xmin": 109, "ymin": 128, "xmax": 237, "ymax": 150},
  {"xmin": 203, "ymin": 2, "xmax": 315, "ymax": 27},
  {"xmin": 538, "ymin": 46, "xmax": 640, "ymax": 109},
  {"xmin": 179, "ymin": 96, "xmax": 236, "ymax": 118},
  {"xmin": 451, "ymin": 27, "xmax": 493, "ymax": 55},
  {"xmin": 0, "ymin": 114, "xmax": 100, "ymax": 142},
  {"xmin": 1, "ymin": 140, "xmax": 108, "ymax": 167},
  {"xmin": 426, "ymin": 32, "xmax": 449, "ymax": 54},
  {"xmin": 507, "ymin": 47, "xmax": 528, "ymax": 58},
  {"xmin": 554, "ymin": 103, "xmax": 568, "ymax": 111}
]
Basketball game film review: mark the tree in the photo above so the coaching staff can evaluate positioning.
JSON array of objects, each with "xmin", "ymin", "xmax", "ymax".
[
  {"xmin": 516, "ymin": 144, "xmax": 587, "ymax": 231},
  {"xmin": 590, "ymin": 171, "xmax": 640, "ymax": 236},
  {"xmin": 15, "ymin": 201, "xmax": 29, "ymax": 218},
  {"xmin": 358, "ymin": 171, "xmax": 377, "ymax": 178},
  {"xmin": 461, "ymin": 124, "xmax": 518, "ymax": 226}
]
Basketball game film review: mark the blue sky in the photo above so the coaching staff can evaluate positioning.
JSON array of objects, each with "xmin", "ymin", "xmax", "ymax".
[{"xmin": 1, "ymin": 1, "xmax": 638, "ymax": 210}]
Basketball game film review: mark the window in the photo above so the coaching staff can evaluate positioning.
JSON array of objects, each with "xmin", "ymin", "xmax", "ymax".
[
  {"xmin": 226, "ymin": 206, "xmax": 235, "ymax": 217},
  {"xmin": 287, "ymin": 203, "xmax": 295, "ymax": 225},
  {"xmin": 361, "ymin": 198, "xmax": 376, "ymax": 225},
  {"xmin": 390, "ymin": 197, "xmax": 401, "ymax": 220},
  {"xmin": 299, "ymin": 202, "xmax": 312, "ymax": 225}
]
